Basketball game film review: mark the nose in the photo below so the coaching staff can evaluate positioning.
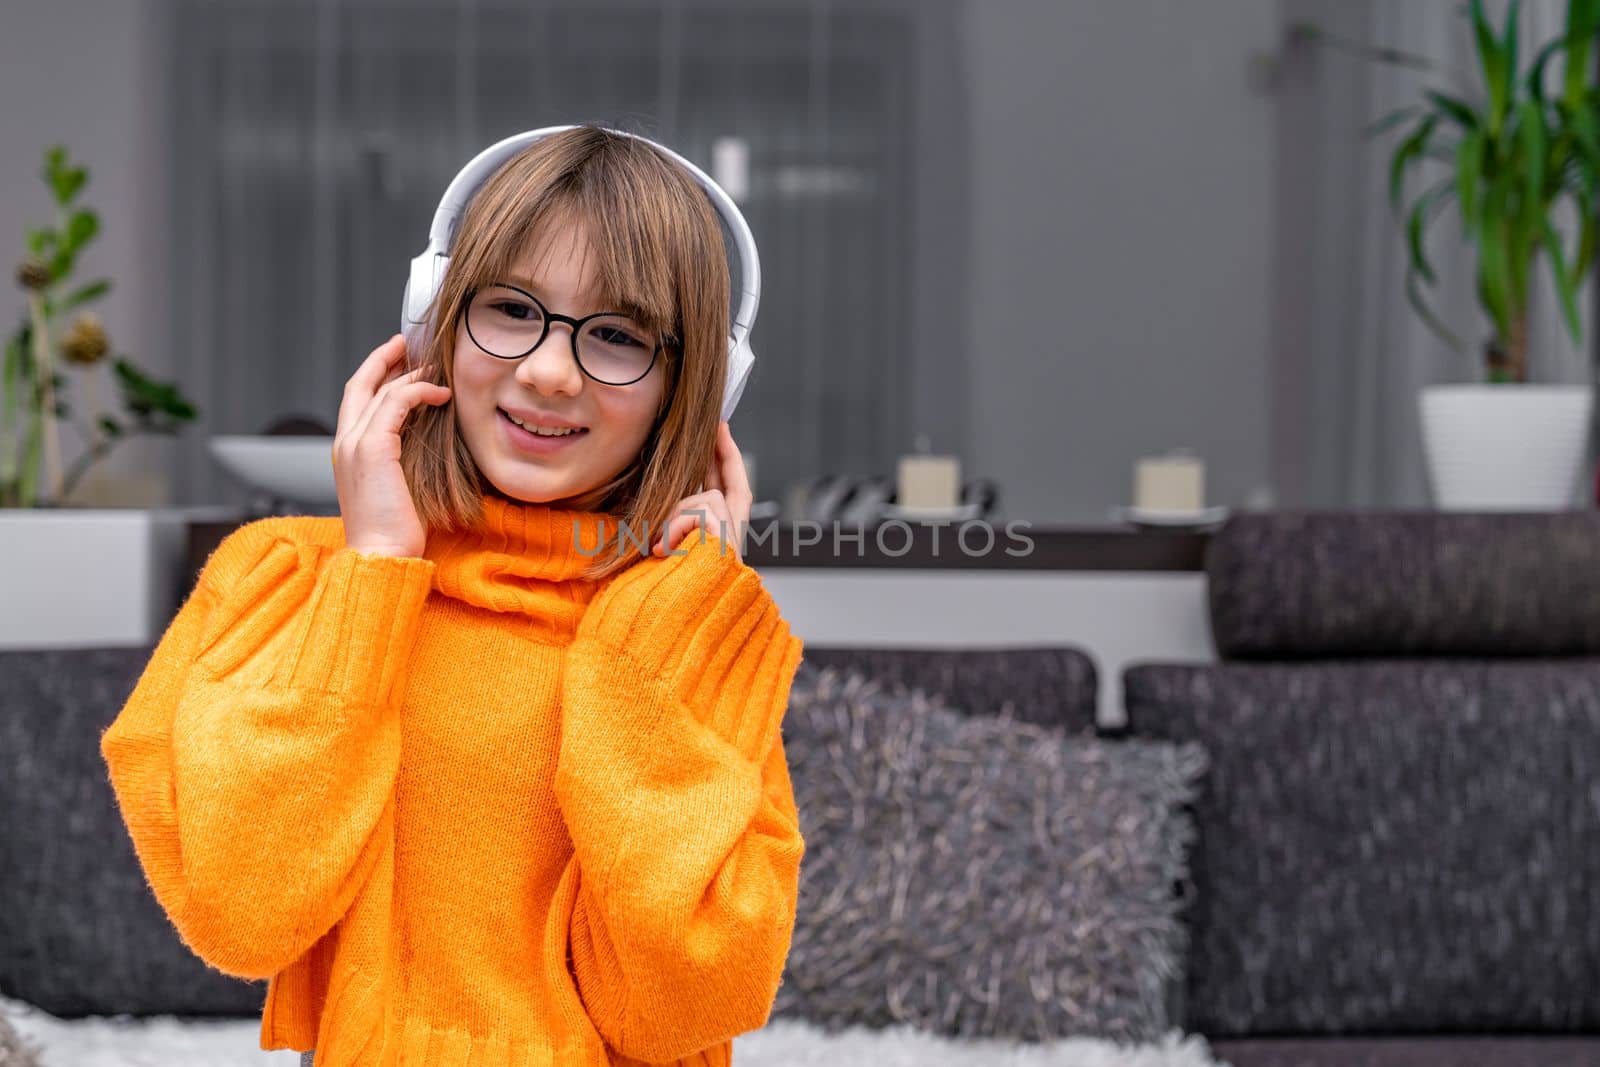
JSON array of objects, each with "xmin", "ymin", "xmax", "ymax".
[{"xmin": 514, "ymin": 322, "xmax": 585, "ymax": 396}]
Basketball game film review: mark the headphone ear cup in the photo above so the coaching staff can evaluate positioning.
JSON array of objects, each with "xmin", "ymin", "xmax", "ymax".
[
  {"xmin": 402, "ymin": 320, "xmax": 427, "ymax": 372},
  {"xmin": 721, "ymin": 334, "xmax": 756, "ymax": 423},
  {"xmin": 400, "ymin": 277, "xmax": 421, "ymax": 371},
  {"xmin": 402, "ymin": 251, "xmax": 448, "ymax": 371}
]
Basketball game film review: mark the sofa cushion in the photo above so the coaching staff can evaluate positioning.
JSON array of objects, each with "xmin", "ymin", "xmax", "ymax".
[
  {"xmin": 1124, "ymin": 659, "xmax": 1600, "ymax": 1036},
  {"xmin": 1205, "ymin": 513, "xmax": 1600, "ymax": 659},
  {"xmin": 774, "ymin": 661, "xmax": 1207, "ymax": 1042},
  {"xmin": 0, "ymin": 647, "xmax": 264, "ymax": 1017},
  {"xmin": 800, "ymin": 645, "xmax": 1098, "ymax": 733}
]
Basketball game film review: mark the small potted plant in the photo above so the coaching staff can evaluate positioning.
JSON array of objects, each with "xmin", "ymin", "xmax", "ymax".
[
  {"xmin": 1, "ymin": 145, "xmax": 202, "ymax": 647},
  {"xmin": 1303, "ymin": 0, "xmax": 1600, "ymax": 509}
]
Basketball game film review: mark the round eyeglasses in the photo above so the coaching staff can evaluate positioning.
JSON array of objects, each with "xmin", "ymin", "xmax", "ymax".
[{"xmin": 464, "ymin": 283, "xmax": 667, "ymax": 386}]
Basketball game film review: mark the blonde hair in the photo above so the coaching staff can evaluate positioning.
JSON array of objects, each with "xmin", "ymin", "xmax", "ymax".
[{"xmin": 396, "ymin": 125, "xmax": 732, "ymax": 582}]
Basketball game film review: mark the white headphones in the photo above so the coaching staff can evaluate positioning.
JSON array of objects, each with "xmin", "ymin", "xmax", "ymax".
[{"xmin": 400, "ymin": 125, "xmax": 760, "ymax": 423}]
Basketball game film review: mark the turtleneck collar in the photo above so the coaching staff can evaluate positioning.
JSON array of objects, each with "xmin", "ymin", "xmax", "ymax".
[{"xmin": 425, "ymin": 492, "xmax": 629, "ymax": 630}]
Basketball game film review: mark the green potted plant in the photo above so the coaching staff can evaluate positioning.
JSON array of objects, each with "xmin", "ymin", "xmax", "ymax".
[
  {"xmin": 1302, "ymin": 0, "xmax": 1600, "ymax": 509},
  {"xmin": 3, "ymin": 145, "xmax": 198, "ymax": 508},
  {"xmin": 2, "ymin": 145, "xmax": 204, "ymax": 648}
]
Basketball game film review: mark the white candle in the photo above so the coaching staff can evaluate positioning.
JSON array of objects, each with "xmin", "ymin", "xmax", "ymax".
[
  {"xmin": 898, "ymin": 454, "xmax": 962, "ymax": 509},
  {"xmin": 1135, "ymin": 454, "xmax": 1204, "ymax": 511},
  {"xmin": 712, "ymin": 137, "xmax": 750, "ymax": 203}
]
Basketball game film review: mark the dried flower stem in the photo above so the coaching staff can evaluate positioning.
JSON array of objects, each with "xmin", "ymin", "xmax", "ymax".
[{"xmin": 26, "ymin": 292, "xmax": 63, "ymax": 503}]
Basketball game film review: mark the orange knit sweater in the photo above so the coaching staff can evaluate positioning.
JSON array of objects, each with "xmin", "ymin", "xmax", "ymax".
[{"xmin": 98, "ymin": 493, "xmax": 806, "ymax": 1066}]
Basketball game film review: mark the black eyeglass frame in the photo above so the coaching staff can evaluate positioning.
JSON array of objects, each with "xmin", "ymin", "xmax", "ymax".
[{"xmin": 463, "ymin": 283, "xmax": 671, "ymax": 387}]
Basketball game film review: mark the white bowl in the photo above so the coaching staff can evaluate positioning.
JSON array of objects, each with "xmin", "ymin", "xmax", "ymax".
[
  {"xmin": 208, "ymin": 434, "xmax": 337, "ymax": 504},
  {"xmin": 881, "ymin": 501, "xmax": 984, "ymax": 522},
  {"xmin": 1109, "ymin": 504, "xmax": 1230, "ymax": 529}
]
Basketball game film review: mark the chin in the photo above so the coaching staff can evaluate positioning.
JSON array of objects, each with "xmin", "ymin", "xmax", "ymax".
[
  {"xmin": 490, "ymin": 480, "xmax": 571, "ymax": 505},
  {"xmin": 500, "ymin": 468, "xmax": 614, "ymax": 509}
]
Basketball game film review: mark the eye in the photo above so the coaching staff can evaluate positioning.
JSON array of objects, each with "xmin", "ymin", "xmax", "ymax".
[
  {"xmin": 489, "ymin": 300, "xmax": 540, "ymax": 323},
  {"xmin": 593, "ymin": 325, "xmax": 648, "ymax": 347}
]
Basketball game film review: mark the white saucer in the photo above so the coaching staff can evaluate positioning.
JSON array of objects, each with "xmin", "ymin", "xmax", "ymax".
[
  {"xmin": 882, "ymin": 501, "xmax": 984, "ymax": 522},
  {"xmin": 1110, "ymin": 504, "xmax": 1231, "ymax": 529}
]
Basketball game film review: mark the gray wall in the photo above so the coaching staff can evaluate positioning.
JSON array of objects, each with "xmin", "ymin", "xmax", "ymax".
[
  {"xmin": 0, "ymin": 0, "xmax": 176, "ymax": 505},
  {"xmin": 967, "ymin": 0, "xmax": 1281, "ymax": 523},
  {"xmin": 2, "ymin": 0, "xmax": 1283, "ymax": 522}
]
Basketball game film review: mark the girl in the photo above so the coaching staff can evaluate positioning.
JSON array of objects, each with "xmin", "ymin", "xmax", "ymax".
[{"xmin": 100, "ymin": 125, "xmax": 806, "ymax": 1067}]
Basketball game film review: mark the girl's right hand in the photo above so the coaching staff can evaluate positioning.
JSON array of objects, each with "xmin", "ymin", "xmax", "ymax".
[{"xmin": 333, "ymin": 333, "xmax": 452, "ymax": 559}]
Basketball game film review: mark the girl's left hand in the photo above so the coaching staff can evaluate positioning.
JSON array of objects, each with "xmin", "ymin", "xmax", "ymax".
[{"xmin": 652, "ymin": 421, "xmax": 752, "ymax": 562}]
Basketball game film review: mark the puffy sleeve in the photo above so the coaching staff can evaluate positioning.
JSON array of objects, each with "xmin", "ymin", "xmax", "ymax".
[
  {"xmin": 553, "ymin": 528, "xmax": 806, "ymax": 1062},
  {"xmin": 98, "ymin": 520, "xmax": 435, "ymax": 980}
]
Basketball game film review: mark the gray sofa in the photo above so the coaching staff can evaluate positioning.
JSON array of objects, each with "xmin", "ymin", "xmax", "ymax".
[
  {"xmin": 800, "ymin": 644, "xmax": 1099, "ymax": 734},
  {"xmin": 1124, "ymin": 512, "xmax": 1600, "ymax": 1067},
  {"xmin": 0, "ymin": 646, "xmax": 267, "ymax": 1019}
]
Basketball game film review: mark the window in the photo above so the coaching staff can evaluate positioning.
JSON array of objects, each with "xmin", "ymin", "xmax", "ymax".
[{"xmin": 168, "ymin": 0, "xmax": 960, "ymax": 510}]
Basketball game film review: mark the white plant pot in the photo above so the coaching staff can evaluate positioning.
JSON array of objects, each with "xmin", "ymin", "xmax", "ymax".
[
  {"xmin": 0, "ymin": 506, "xmax": 239, "ymax": 649},
  {"xmin": 1419, "ymin": 384, "xmax": 1595, "ymax": 510}
]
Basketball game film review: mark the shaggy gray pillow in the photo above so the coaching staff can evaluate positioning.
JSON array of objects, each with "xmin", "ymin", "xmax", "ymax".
[{"xmin": 774, "ymin": 662, "xmax": 1207, "ymax": 1044}]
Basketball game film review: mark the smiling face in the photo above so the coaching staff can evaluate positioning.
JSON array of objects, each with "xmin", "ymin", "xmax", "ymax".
[{"xmin": 452, "ymin": 214, "xmax": 669, "ymax": 510}]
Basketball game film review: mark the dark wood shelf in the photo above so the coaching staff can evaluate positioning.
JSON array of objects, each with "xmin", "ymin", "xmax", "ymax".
[
  {"xmin": 184, "ymin": 517, "xmax": 1214, "ymax": 597},
  {"xmin": 740, "ymin": 521, "xmax": 1212, "ymax": 571}
]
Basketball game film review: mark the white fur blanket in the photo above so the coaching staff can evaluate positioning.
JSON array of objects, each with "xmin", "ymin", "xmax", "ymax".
[{"xmin": 0, "ymin": 994, "xmax": 1231, "ymax": 1067}]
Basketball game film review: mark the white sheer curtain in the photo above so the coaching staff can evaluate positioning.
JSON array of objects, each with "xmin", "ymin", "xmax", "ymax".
[
  {"xmin": 167, "ymin": 0, "xmax": 963, "ymax": 509},
  {"xmin": 1274, "ymin": 0, "xmax": 1595, "ymax": 509}
]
